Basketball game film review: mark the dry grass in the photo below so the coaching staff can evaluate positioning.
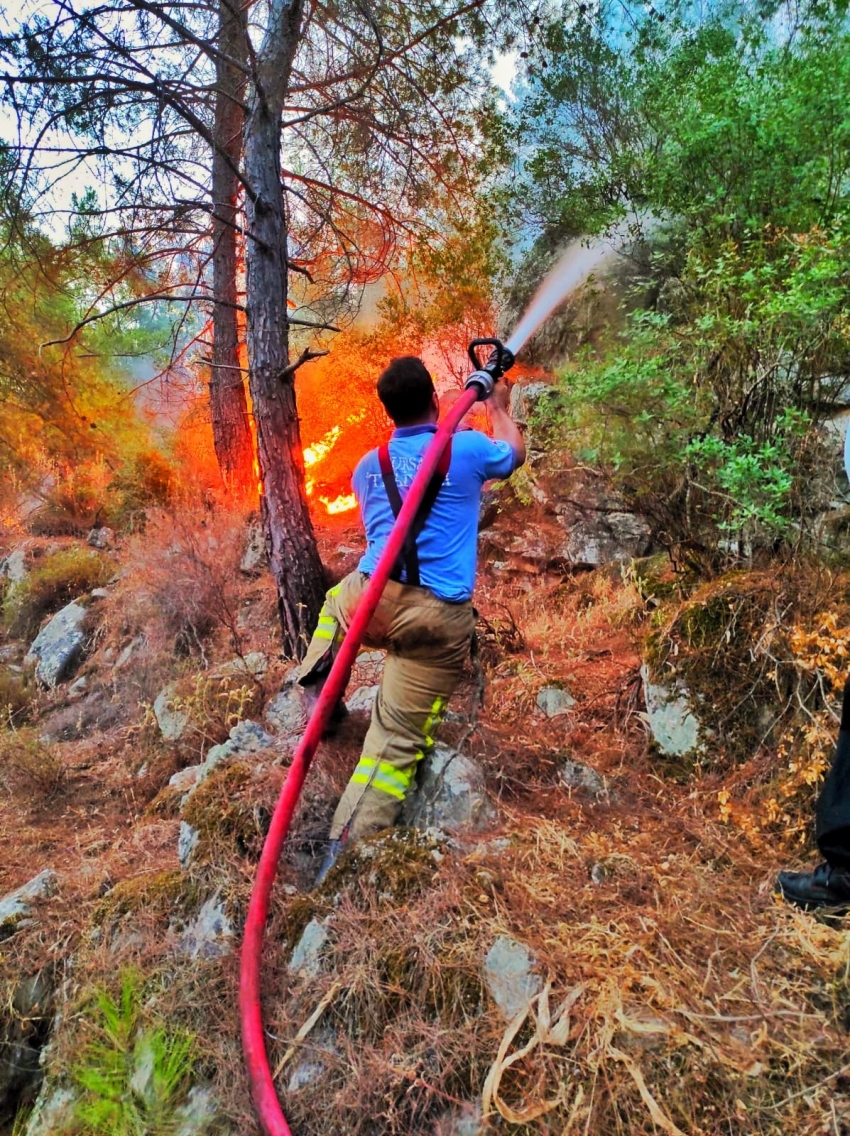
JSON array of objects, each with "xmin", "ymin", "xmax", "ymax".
[
  {"xmin": 6, "ymin": 506, "xmax": 850, "ymax": 1136},
  {"xmin": 94, "ymin": 505, "xmax": 253, "ymax": 668}
]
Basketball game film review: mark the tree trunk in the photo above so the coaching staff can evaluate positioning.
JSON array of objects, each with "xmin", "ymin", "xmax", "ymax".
[
  {"xmin": 209, "ymin": 0, "xmax": 254, "ymax": 497},
  {"xmin": 243, "ymin": 0, "xmax": 325, "ymax": 657}
]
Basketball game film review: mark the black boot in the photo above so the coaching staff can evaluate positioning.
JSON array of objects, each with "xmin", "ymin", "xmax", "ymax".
[{"xmin": 777, "ymin": 862, "xmax": 850, "ymax": 911}]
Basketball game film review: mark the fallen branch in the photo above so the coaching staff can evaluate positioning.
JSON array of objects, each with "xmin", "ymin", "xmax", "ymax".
[{"xmin": 272, "ymin": 979, "xmax": 342, "ymax": 1081}]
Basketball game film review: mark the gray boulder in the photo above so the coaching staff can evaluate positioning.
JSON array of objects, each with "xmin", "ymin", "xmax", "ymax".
[
  {"xmin": 173, "ymin": 1084, "xmax": 222, "ymax": 1136},
  {"xmin": 402, "ymin": 745, "xmax": 496, "ymax": 834},
  {"xmin": 1, "ymin": 549, "xmax": 28, "ymax": 585},
  {"xmin": 0, "ymin": 970, "xmax": 54, "ymax": 1126},
  {"xmin": 509, "ymin": 381, "xmax": 555, "ymax": 428},
  {"xmin": 228, "ymin": 719, "xmax": 275, "ymax": 753},
  {"xmin": 561, "ymin": 511, "xmax": 651, "ymax": 568},
  {"xmin": 21, "ymin": 1083, "xmax": 77, "ymax": 1136},
  {"xmin": 177, "ymin": 822, "xmax": 200, "ymax": 870},
  {"xmin": 641, "ymin": 664, "xmax": 703, "ymax": 757},
  {"xmin": 86, "ymin": 526, "xmax": 114, "ymax": 550},
  {"xmin": 174, "ymin": 892, "xmax": 233, "ymax": 960},
  {"xmin": 537, "ymin": 685, "xmax": 575, "ymax": 717},
  {"xmin": 264, "ymin": 686, "xmax": 307, "ymax": 737},
  {"xmin": 483, "ymin": 935, "xmax": 543, "ymax": 1021},
  {"xmin": 285, "ymin": 1027, "xmax": 339, "ymax": 1093},
  {"xmin": 436, "ymin": 1103, "xmax": 486, "ymax": 1136},
  {"xmin": 215, "ymin": 651, "xmax": 269, "ymax": 680},
  {"xmin": 0, "ymin": 871, "xmax": 58, "ymax": 939},
  {"xmin": 560, "ymin": 759, "xmax": 606, "ymax": 799},
  {"xmin": 168, "ymin": 765, "xmax": 202, "ymax": 794},
  {"xmin": 153, "ymin": 684, "xmax": 189, "ymax": 742},
  {"xmin": 288, "ymin": 918, "xmax": 330, "ymax": 978},
  {"xmin": 26, "ymin": 602, "xmax": 88, "ymax": 687},
  {"xmin": 346, "ymin": 684, "xmax": 379, "ymax": 713}
]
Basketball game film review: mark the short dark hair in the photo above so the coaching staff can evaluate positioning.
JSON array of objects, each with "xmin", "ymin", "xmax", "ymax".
[{"xmin": 376, "ymin": 356, "xmax": 435, "ymax": 425}]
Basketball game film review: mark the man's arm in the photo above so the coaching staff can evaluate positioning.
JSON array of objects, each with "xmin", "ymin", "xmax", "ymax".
[{"xmin": 487, "ymin": 379, "xmax": 526, "ymax": 468}]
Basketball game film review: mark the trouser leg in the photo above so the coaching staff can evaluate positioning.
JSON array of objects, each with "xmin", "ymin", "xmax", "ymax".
[
  {"xmin": 329, "ymin": 594, "xmax": 474, "ymax": 841},
  {"xmin": 816, "ymin": 675, "xmax": 850, "ymax": 868},
  {"xmin": 298, "ymin": 572, "xmax": 385, "ymax": 685}
]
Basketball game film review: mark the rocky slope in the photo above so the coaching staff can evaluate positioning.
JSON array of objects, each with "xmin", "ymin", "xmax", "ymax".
[{"xmin": 1, "ymin": 406, "xmax": 848, "ymax": 1136}]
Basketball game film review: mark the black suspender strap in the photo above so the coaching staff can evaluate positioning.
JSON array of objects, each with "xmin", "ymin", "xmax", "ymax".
[{"xmin": 377, "ymin": 438, "xmax": 453, "ymax": 587}]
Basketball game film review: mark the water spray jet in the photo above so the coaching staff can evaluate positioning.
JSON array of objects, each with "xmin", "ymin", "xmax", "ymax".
[{"xmin": 240, "ymin": 237, "xmax": 617, "ymax": 1136}]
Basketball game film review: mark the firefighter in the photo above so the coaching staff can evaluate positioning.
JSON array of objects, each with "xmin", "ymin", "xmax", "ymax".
[
  {"xmin": 778, "ymin": 675, "xmax": 850, "ymax": 910},
  {"xmin": 298, "ymin": 354, "xmax": 525, "ymax": 879}
]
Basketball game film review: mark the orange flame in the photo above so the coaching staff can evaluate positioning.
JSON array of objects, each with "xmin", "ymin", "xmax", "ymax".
[{"xmin": 320, "ymin": 493, "xmax": 357, "ymax": 515}]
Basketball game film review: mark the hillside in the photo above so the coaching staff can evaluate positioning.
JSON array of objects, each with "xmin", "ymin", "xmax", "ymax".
[{"xmin": 1, "ymin": 404, "xmax": 848, "ymax": 1136}]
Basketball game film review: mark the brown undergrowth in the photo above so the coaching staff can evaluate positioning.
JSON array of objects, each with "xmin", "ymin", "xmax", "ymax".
[{"xmin": 4, "ymin": 504, "xmax": 850, "ymax": 1135}]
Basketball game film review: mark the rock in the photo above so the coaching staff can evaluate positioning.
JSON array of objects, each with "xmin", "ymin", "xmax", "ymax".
[
  {"xmin": 240, "ymin": 521, "xmax": 267, "ymax": 576},
  {"xmin": 285, "ymin": 1027, "xmax": 339, "ymax": 1093},
  {"xmin": 169, "ymin": 765, "xmax": 202, "ymax": 793},
  {"xmin": 173, "ymin": 1084, "xmax": 222, "ymax": 1136},
  {"xmin": 0, "ymin": 970, "xmax": 54, "ymax": 1125},
  {"xmin": 355, "ymin": 650, "xmax": 384, "ymax": 666},
  {"xmin": 26, "ymin": 601, "xmax": 88, "ymax": 687},
  {"xmin": 1, "ymin": 549, "xmax": 28, "ymax": 585},
  {"xmin": 184, "ymin": 719, "xmax": 276, "ymax": 795},
  {"xmin": 560, "ymin": 759, "xmax": 606, "ymax": 799},
  {"xmin": 288, "ymin": 918, "xmax": 329, "ymax": 978},
  {"xmin": 402, "ymin": 745, "xmax": 496, "ymax": 834},
  {"xmin": 215, "ymin": 651, "xmax": 269, "ymax": 680},
  {"xmin": 483, "ymin": 935, "xmax": 543, "ymax": 1021},
  {"xmin": 561, "ymin": 511, "xmax": 651, "ymax": 568},
  {"xmin": 436, "ymin": 1103, "xmax": 486, "ymax": 1136},
  {"xmin": 86, "ymin": 526, "xmax": 114, "ymax": 550},
  {"xmin": 129, "ymin": 1032, "xmax": 157, "ymax": 1107},
  {"xmin": 177, "ymin": 822, "xmax": 200, "ymax": 870},
  {"xmin": 174, "ymin": 892, "xmax": 233, "ymax": 959},
  {"xmin": 510, "ymin": 380, "xmax": 555, "ymax": 428},
  {"xmin": 153, "ymin": 683, "xmax": 189, "ymax": 742},
  {"xmin": 0, "ymin": 871, "xmax": 58, "ymax": 938},
  {"xmin": 21, "ymin": 1083, "xmax": 77, "ymax": 1136},
  {"xmin": 114, "ymin": 635, "xmax": 144, "ymax": 670},
  {"xmin": 67, "ymin": 676, "xmax": 88, "ymax": 700},
  {"xmin": 536, "ymin": 685, "xmax": 575, "ymax": 717},
  {"xmin": 264, "ymin": 686, "xmax": 307, "ymax": 736},
  {"xmin": 641, "ymin": 664, "xmax": 703, "ymax": 757},
  {"xmin": 89, "ymin": 588, "xmax": 110, "ymax": 600},
  {"xmin": 346, "ymin": 684, "xmax": 379, "ymax": 713},
  {"xmin": 228, "ymin": 719, "xmax": 274, "ymax": 752}
]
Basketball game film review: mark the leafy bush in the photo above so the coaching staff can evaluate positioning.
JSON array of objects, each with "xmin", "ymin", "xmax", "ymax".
[
  {"xmin": 2, "ymin": 546, "xmax": 112, "ymax": 639},
  {"xmin": 540, "ymin": 220, "xmax": 847, "ymax": 570},
  {"xmin": 71, "ymin": 970, "xmax": 197, "ymax": 1136}
]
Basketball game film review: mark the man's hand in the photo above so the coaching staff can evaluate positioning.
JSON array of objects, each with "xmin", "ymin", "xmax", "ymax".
[
  {"xmin": 487, "ymin": 379, "xmax": 526, "ymax": 467},
  {"xmin": 489, "ymin": 377, "xmax": 510, "ymax": 412}
]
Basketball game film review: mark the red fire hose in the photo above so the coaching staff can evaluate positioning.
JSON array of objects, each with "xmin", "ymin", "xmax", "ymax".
[{"xmin": 240, "ymin": 380, "xmax": 486, "ymax": 1136}]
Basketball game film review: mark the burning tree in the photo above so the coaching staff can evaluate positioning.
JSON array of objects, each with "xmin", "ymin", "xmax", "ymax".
[{"xmin": 0, "ymin": 0, "xmax": 525, "ymax": 655}]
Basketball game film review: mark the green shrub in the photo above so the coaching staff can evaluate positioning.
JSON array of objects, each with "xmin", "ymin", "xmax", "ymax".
[
  {"xmin": 71, "ymin": 970, "xmax": 197, "ymax": 1136},
  {"xmin": 3, "ymin": 547, "xmax": 112, "ymax": 639}
]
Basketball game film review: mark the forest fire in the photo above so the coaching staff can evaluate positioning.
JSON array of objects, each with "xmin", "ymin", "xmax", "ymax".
[{"xmin": 303, "ymin": 426, "xmax": 358, "ymax": 516}]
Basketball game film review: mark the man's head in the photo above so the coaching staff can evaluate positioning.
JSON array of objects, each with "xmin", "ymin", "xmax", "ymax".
[{"xmin": 376, "ymin": 356, "xmax": 438, "ymax": 426}]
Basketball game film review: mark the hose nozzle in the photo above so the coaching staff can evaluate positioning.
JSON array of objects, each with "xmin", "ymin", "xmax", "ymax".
[{"xmin": 464, "ymin": 338, "xmax": 516, "ymax": 400}]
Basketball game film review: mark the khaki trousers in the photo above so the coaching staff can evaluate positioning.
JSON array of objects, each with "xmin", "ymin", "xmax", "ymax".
[{"xmin": 299, "ymin": 571, "xmax": 475, "ymax": 841}]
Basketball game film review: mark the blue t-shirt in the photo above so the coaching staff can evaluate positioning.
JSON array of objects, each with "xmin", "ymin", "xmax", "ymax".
[{"xmin": 353, "ymin": 425, "xmax": 519, "ymax": 602}]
